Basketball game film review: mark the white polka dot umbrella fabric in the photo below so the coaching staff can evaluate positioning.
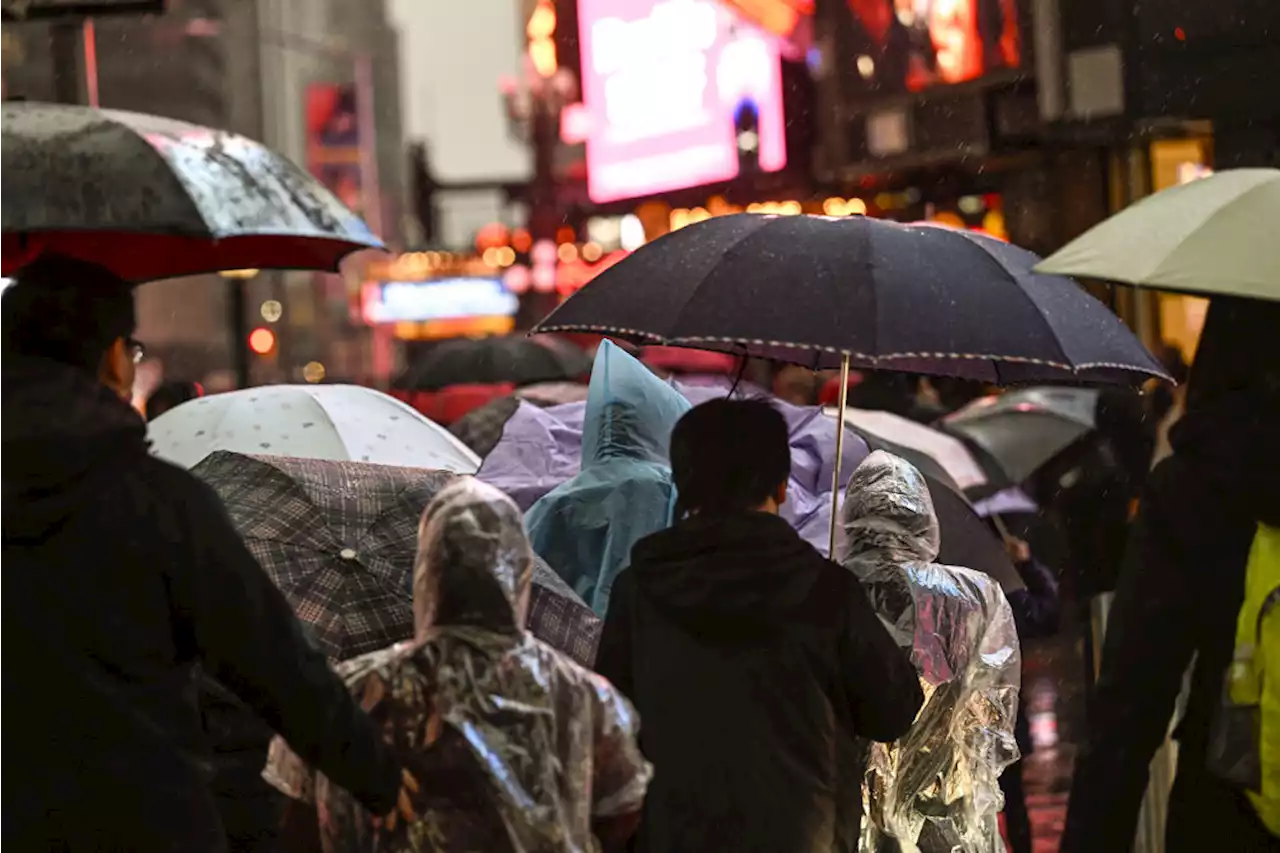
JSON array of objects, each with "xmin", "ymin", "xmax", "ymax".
[{"xmin": 147, "ymin": 384, "xmax": 481, "ymax": 473}]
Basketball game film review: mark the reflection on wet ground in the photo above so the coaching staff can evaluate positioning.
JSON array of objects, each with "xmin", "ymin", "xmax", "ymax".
[{"xmin": 1003, "ymin": 629, "xmax": 1086, "ymax": 852}]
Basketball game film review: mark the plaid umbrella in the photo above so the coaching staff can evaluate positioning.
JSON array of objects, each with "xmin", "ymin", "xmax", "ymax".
[
  {"xmin": 193, "ymin": 451, "xmax": 601, "ymax": 663},
  {"xmin": 530, "ymin": 554, "xmax": 602, "ymax": 667}
]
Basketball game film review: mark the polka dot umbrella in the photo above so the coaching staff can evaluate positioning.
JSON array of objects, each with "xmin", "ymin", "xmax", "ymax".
[{"xmin": 148, "ymin": 384, "xmax": 481, "ymax": 474}]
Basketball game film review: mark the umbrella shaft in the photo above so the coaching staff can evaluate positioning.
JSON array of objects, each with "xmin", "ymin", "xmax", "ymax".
[{"xmin": 829, "ymin": 354, "xmax": 851, "ymax": 558}]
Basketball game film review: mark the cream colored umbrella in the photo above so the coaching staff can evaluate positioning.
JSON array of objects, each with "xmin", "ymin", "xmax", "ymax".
[{"xmin": 1035, "ymin": 168, "xmax": 1280, "ymax": 301}]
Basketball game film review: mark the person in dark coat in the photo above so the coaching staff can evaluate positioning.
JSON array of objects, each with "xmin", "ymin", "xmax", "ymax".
[
  {"xmin": 998, "ymin": 536, "xmax": 1062, "ymax": 853},
  {"xmin": 1061, "ymin": 296, "xmax": 1280, "ymax": 853},
  {"xmin": 595, "ymin": 398, "xmax": 923, "ymax": 853},
  {"xmin": 1, "ymin": 256, "xmax": 402, "ymax": 853}
]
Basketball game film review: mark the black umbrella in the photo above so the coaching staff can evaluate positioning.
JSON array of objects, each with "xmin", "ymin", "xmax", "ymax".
[
  {"xmin": 1, "ymin": 102, "xmax": 382, "ymax": 281},
  {"xmin": 399, "ymin": 335, "xmax": 591, "ymax": 391},
  {"xmin": 534, "ymin": 213, "xmax": 1168, "ymax": 553},
  {"xmin": 534, "ymin": 214, "xmax": 1167, "ymax": 384}
]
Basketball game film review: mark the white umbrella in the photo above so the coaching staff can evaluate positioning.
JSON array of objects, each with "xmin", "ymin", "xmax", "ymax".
[
  {"xmin": 1035, "ymin": 167, "xmax": 1280, "ymax": 301},
  {"xmin": 148, "ymin": 384, "xmax": 481, "ymax": 473},
  {"xmin": 823, "ymin": 406, "xmax": 989, "ymax": 493}
]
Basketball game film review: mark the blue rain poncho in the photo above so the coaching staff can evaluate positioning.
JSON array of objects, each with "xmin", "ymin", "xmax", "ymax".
[{"xmin": 526, "ymin": 340, "xmax": 691, "ymax": 615}]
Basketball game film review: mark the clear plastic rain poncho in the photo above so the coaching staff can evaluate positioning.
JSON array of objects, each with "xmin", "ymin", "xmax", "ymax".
[
  {"xmin": 264, "ymin": 478, "xmax": 652, "ymax": 853},
  {"xmin": 837, "ymin": 451, "xmax": 1020, "ymax": 853},
  {"xmin": 526, "ymin": 340, "xmax": 691, "ymax": 615}
]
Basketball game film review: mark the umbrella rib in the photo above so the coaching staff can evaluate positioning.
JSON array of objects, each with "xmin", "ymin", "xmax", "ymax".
[
  {"xmin": 665, "ymin": 217, "xmax": 778, "ymax": 347},
  {"xmin": 957, "ymin": 234, "xmax": 1076, "ymax": 377},
  {"xmin": 298, "ymin": 391, "xmax": 348, "ymax": 459}
]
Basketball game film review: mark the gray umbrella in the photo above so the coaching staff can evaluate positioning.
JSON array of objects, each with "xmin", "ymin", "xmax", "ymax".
[
  {"xmin": 1, "ymin": 101, "xmax": 382, "ymax": 281},
  {"xmin": 192, "ymin": 451, "xmax": 598, "ymax": 663},
  {"xmin": 941, "ymin": 387, "xmax": 1100, "ymax": 484}
]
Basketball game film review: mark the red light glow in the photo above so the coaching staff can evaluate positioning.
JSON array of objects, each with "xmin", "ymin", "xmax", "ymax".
[{"xmin": 248, "ymin": 327, "xmax": 277, "ymax": 355}]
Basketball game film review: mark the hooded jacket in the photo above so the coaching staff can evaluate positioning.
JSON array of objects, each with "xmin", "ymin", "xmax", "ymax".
[
  {"xmin": 2, "ymin": 356, "xmax": 399, "ymax": 852},
  {"xmin": 595, "ymin": 507, "xmax": 923, "ymax": 853},
  {"xmin": 526, "ymin": 341, "xmax": 691, "ymax": 615},
  {"xmin": 837, "ymin": 452, "xmax": 1020, "ymax": 853},
  {"xmin": 1062, "ymin": 297, "xmax": 1280, "ymax": 853}
]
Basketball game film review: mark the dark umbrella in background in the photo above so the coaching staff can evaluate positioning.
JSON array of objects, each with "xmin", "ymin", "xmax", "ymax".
[
  {"xmin": 192, "ymin": 452, "xmax": 598, "ymax": 662},
  {"xmin": 1, "ymin": 102, "xmax": 384, "ymax": 280},
  {"xmin": 398, "ymin": 335, "xmax": 590, "ymax": 391},
  {"xmin": 942, "ymin": 387, "xmax": 1100, "ymax": 485}
]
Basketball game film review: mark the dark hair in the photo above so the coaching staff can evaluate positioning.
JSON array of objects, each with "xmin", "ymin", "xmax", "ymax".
[
  {"xmin": 2, "ymin": 254, "xmax": 135, "ymax": 372},
  {"xmin": 670, "ymin": 398, "xmax": 790, "ymax": 517},
  {"xmin": 146, "ymin": 381, "xmax": 204, "ymax": 421}
]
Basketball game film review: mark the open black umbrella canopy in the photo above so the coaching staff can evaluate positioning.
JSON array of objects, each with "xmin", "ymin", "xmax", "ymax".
[
  {"xmin": 192, "ymin": 452, "xmax": 598, "ymax": 662},
  {"xmin": 1, "ymin": 102, "xmax": 383, "ymax": 281},
  {"xmin": 534, "ymin": 213, "xmax": 1169, "ymax": 386},
  {"xmin": 399, "ymin": 335, "xmax": 591, "ymax": 391}
]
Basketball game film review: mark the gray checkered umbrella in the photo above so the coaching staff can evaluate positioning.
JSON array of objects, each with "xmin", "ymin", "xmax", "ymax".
[
  {"xmin": 192, "ymin": 451, "xmax": 601, "ymax": 664},
  {"xmin": 193, "ymin": 451, "xmax": 457, "ymax": 660}
]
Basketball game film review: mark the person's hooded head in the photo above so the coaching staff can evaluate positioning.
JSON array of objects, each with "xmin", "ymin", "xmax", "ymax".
[
  {"xmin": 413, "ymin": 478, "xmax": 534, "ymax": 641},
  {"xmin": 525, "ymin": 340, "xmax": 691, "ymax": 615},
  {"xmin": 2, "ymin": 254, "xmax": 141, "ymax": 399},
  {"xmin": 838, "ymin": 449, "xmax": 942, "ymax": 573}
]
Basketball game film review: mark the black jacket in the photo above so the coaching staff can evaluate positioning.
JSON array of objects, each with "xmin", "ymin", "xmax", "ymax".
[
  {"xmin": 596, "ymin": 512, "xmax": 922, "ymax": 853},
  {"xmin": 2, "ymin": 357, "xmax": 400, "ymax": 852},
  {"xmin": 1061, "ymin": 392, "xmax": 1280, "ymax": 853}
]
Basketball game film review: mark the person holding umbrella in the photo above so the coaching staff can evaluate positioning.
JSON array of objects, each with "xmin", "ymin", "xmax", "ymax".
[
  {"xmin": 596, "ymin": 399, "xmax": 923, "ymax": 853},
  {"xmin": 1, "ymin": 256, "xmax": 401, "ymax": 852},
  {"xmin": 1061, "ymin": 297, "xmax": 1280, "ymax": 852}
]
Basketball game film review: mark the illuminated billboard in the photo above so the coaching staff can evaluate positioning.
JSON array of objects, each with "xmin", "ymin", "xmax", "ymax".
[
  {"xmin": 578, "ymin": 0, "xmax": 787, "ymax": 204},
  {"xmin": 361, "ymin": 278, "xmax": 519, "ymax": 326},
  {"xmin": 845, "ymin": 0, "xmax": 1021, "ymax": 94}
]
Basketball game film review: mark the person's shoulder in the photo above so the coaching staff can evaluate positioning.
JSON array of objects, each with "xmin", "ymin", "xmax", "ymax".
[
  {"xmin": 527, "ymin": 633, "xmax": 617, "ymax": 698},
  {"xmin": 130, "ymin": 450, "xmax": 221, "ymax": 500}
]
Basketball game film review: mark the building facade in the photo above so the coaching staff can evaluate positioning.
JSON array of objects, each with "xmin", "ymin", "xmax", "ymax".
[{"xmin": 2, "ymin": 0, "xmax": 407, "ymax": 388}]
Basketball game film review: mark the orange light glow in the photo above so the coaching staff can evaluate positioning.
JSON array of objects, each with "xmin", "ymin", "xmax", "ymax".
[
  {"xmin": 511, "ymin": 228, "xmax": 533, "ymax": 253},
  {"xmin": 526, "ymin": 1, "xmax": 556, "ymax": 39},
  {"xmin": 248, "ymin": 327, "xmax": 276, "ymax": 355},
  {"xmin": 527, "ymin": 0, "xmax": 558, "ymax": 77},
  {"xmin": 529, "ymin": 39, "xmax": 558, "ymax": 77}
]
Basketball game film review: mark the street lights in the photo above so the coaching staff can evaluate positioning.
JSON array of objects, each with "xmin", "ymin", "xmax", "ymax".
[{"xmin": 501, "ymin": 53, "xmax": 577, "ymax": 326}]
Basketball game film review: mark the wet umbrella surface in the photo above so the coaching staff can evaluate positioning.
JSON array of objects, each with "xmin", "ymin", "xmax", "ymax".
[
  {"xmin": 193, "ymin": 452, "xmax": 597, "ymax": 663},
  {"xmin": 0, "ymin": 101, "xmax": 383, "ymax": 280},
  {"xmin": 535, "ymin": 213, "xmax": 1169, "ymax": 385}
]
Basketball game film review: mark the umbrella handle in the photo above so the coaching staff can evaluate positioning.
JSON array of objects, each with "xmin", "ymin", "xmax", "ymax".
[{"xmin": 829, "ymin": 353, "xmax": 851, "ymax": 558}]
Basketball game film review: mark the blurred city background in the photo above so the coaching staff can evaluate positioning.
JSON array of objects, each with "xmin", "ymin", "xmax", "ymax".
[{"xmin": 3, "ymin": 4, "xmax": 1278, "ymax": 848}]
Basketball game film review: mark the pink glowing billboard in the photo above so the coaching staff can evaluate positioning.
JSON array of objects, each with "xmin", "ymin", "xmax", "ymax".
[{"xmin": 578, "ymin": 0, "xmax": 788, "ymax": 204}]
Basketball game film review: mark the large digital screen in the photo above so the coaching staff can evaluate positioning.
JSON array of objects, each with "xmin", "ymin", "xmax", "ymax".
[
  {"xmin": 845, "ymin": 0, "xmax": 1021, "ymax": 94},
  {"xmin": 578, "ymin": 0, "xmax": 788, "ymax": 204}
]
